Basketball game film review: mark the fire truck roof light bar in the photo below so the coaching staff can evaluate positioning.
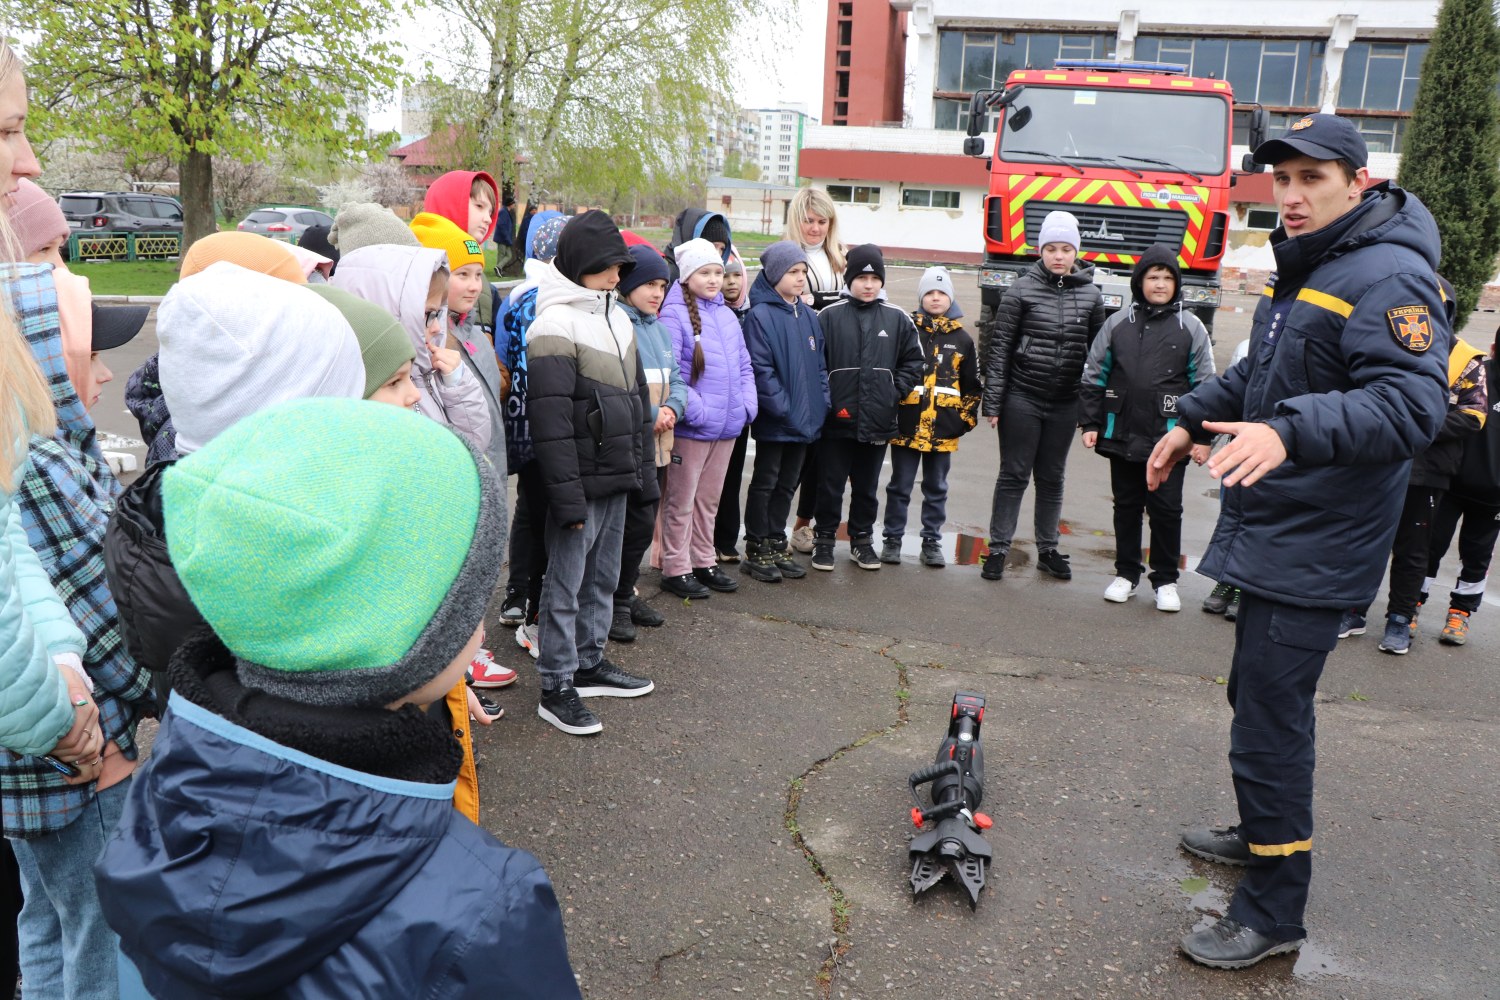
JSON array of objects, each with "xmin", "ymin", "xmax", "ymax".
[{"xmin": 1053, "ymin": 59, "xmax": 1189, "ymax": 75}]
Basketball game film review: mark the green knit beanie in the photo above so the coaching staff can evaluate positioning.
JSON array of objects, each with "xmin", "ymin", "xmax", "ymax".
[
  {"xmin": 306, "ymin": 285, "xmax": 416, "ymax": 399},
  {"xmin": 162, "ymin": 397, "xmax": 506, "ymax": 707}
]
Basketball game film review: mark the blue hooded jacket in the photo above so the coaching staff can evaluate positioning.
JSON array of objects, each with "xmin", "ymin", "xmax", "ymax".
[
  {"xmin": 1176, "ymin": 182, "xmax": 1450, "ymax": 608},
  {"xmin": 97, "ymin": 635, "xmax": 581, "ymax": 1000},
  {"xmin": 743, "ymin": 271, "xmax": 829, "ymax": 443}
]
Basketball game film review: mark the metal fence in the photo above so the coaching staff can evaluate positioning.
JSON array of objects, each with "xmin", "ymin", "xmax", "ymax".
[{"xmin": 68, "ymin": 231, "xmax": 181, "ymax": 262}]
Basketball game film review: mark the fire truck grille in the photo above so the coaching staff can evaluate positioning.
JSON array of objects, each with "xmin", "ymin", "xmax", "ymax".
[{"xmin": 1025, "ymin": 203, "xmax": 1188, "ymax": 257}]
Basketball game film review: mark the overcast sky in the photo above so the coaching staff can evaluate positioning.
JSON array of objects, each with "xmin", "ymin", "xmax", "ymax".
[{"xmin": 372, "ymin": 0, "xmax": 829, "ymax": 131}]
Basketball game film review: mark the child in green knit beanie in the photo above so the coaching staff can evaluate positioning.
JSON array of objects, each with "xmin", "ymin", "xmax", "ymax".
[{"xmin": 95, "ymin": 398, "xmax": 581, "ymax": 998}]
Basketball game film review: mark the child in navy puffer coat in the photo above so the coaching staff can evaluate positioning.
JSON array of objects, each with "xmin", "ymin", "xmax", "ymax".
[
  {"xmin": 740, "ymin": 242, "xmax": 828, "ymax": 582},
  {"xmin": 656, "ymin": 239, "xmax": 757, "ymax": 599}
]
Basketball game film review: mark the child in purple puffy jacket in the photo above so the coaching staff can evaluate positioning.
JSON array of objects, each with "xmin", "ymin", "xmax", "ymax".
[{"xmin": 656, "ymin": 239, "xmax": 757, "ymax": 599}]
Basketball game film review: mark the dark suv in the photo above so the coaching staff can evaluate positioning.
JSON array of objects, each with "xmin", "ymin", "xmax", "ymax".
[{"xmin": 58, "ymin": 192, "xmax": 184, "ymax": 233}]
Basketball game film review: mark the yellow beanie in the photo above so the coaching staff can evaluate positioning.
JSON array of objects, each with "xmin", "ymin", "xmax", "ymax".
[{"xmin": 409, "ymin": 212, "xmax": 485, "ymax": 272}]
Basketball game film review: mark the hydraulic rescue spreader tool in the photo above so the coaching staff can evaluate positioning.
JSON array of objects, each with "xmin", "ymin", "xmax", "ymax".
[{"xmin": 907, "ymin": 691, "xmax": 994, "ymax": 908}]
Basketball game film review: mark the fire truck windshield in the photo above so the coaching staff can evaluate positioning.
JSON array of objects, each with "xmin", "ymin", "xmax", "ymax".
[{"xmin": 998, "ymin": 86, "xmax": 1229, "ymax": 176}]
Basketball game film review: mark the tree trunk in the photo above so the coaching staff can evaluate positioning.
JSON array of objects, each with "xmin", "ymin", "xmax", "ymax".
[{"xmin": 179, "ymin": 147, "xmax": 216, "ymax": 250}]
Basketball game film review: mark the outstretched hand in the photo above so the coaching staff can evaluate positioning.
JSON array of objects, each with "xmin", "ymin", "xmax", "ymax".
[
  {"xmin": 1146, "ymin": 426, "xmax": 1193, "ymax": 491},
  {"xmin": 1202, "ymin": 422, "xmax": 1287, "ymax": 488}
]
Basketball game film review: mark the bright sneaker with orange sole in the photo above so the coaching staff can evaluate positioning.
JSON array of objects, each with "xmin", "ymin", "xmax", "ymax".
[{"xmin": 1440, "ymin": 609, "xmax": 1470, "ymax": 646}]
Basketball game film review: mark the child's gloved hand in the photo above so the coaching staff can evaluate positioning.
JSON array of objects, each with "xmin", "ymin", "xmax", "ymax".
[{"xmin": 427, "ymin": 333, "xmax": 461, "ymax": 377}]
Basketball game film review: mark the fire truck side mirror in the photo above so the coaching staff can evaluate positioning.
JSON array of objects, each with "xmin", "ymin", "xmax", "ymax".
[
  {"xmin": 1242, "ymin": 153, "xmax": 1265, "ymax": 174},
  {"xmin": 963, "ymin": 136, "xmax": 986, "ymax": 157}
]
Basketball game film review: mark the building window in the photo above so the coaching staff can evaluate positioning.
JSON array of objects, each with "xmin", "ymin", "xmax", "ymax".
[
  {"xmin": 1246, "ymin": 208, "xmax": 1279, "ymax": 230},
  {"xmin": 934, "ymin": 98, "xmax": 999, "ymax": 133},
  {"xmin": 827, "ymin": 185, "xmax": 881, "ymax": 205},
  {"xmin": 936, "ymin": 30, "xmax": 1113, "ymax": 94},
  {"xmin": 1339, "ymin": 41, "xmax": 1427, "ymax": 112},
  {"xmin": 902, "ymin": 188, "xmax": 962, "ymax": 209},
  {"xmin": 1133, "ymin": 36, "xmax": 1325, "ymax": 109}
]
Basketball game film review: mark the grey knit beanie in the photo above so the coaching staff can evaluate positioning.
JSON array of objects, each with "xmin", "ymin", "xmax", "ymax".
[
  {"xmin": 758, "ymin": 240, "xmax": 809, "ymax": 287},
  {"xmin": 1037, "ymin": 211, "xmax": 1081, "ymax": 252},
  {"xmin": 330, "ymin": 203, "xmax": 421, "ymax": 254}
]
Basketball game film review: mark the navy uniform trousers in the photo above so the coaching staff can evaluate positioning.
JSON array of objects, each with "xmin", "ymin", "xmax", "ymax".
[{"xmin": 1225, "ymin": 591, "xmax": 1343, "ymax": 941}]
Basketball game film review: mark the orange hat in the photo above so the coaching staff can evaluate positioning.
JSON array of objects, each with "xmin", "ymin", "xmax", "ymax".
[
  {"xmin": 409, "ymin": 213, "xmax": 485, "ymax": 273},
  {"xmin": 179, "ymin": 232, "xmax": 306, "ymax": 284}
]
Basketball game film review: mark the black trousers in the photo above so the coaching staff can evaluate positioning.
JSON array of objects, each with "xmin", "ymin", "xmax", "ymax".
[
  {"xmin": 1426, "ymin": 491, "xmax": 1500, "ymax": 614},
  {"xmin": 1109, "ymin": 456, "xmax": 1185, "ymax": 587},
  {"xmin": 0, "ymin": 843, "xmax": 18, "ymax": 993},
  {"xmin": 616, "ymin": 466, "xmax": 667, "ymax": 606},
  {"xmin": 714, "ymin": 428, "xmax": 750, "ymax": 553},
  {"xmin": 794, "ymin": 439, "xmax": 822, "ymax": 521},
  {"xmin": 814, "ymin": 439, "xmax": 887, "ymax": 543},
  {"xmin": 745, "ymin": 441, "xmax": 808, "ymax": 542},
  {"xmin": 514, "ymin": 461, "xmax": 551, "ymax": 624},
  {"xmin": 1225, "ymin": 591, "xmax": 1341, "ymax": 940},
  {"xmin": 1383, "ymin": 484, "xmax": 1442, "ymax": 618}
]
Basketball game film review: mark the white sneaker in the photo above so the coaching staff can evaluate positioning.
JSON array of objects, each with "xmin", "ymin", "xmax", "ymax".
[
  {"xmin": 1103, "ymin": 576, "xmax": 1136, "ymax": 603},
  {"xmin": 469, "ymin": 648, "xmax": 518, "ymax": 688},
  {"xmin": 1155, "ymin": 583, "xmax": 1182, "ymax": 612},
  {"xmin": 790, "ymin": 525, "xmax": 815, "ymax": 554},
  {"xmin": 514, "ymin": 623, "xmax": 540, "ymax": 659}
]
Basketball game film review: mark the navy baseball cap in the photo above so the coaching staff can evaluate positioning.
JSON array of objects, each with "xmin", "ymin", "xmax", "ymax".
[{"xmin": 1252, "ymin": 113, "xmax": 1368, "ymax": 170}]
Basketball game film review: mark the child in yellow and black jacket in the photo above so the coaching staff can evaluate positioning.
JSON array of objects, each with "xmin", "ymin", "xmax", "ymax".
[{"xmin": 880, "ymin": 266, "xmax": 981, "ymax": 566}]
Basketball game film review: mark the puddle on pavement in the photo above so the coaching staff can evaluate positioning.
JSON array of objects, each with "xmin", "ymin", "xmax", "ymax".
[
  {"xmin": 1292, "ymin": 940, "xmax": 1349, "ymax": 982},
  {"xmin": 1177, "ymin": 873, "xmax": 1349, "ymax": 981}
]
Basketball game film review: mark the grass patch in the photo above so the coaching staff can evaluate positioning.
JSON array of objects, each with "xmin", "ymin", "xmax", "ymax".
[{"xmin": 70, "ymin": 260, "xmax": 180, "ymax": 298}]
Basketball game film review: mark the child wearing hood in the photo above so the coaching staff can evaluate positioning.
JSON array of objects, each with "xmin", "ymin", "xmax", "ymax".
[
  {"xmin": 527, "ymin": 211, "xmax": 657, "ymax": 736},
  {"xmin": 3, "ymin": 262, "xmax": 154, "ymax": 1000},
  {"xmin": 95, "ymin": 399, "xmax": 581, "ymax": 999},
  {"xmin": 881, "ymin": 266, "xmax": 982, "ymax": 568},
  {"xmin": 498, "ymin": 212, "xmax": 566, "ymax": 655},
  {"xmin": 104, "ymin": 265, "xmax": 366, "ymax": 711},
  {"xmin": 124, "ymin": 231, "xmax": 308, "ymax": 466},
  {"xmin": 1080, "ymin": 244, "xmax": 1214, "ymax": 611},
  {"xmin": 663, "ymin": 208, "xmax": 733, "ymax": 283},
  {"xmin": 655, "ymin": 239, "xmax": 758, "ymax": 600},
  {"xmin": 609, "ymin": 243, "xmax": 686, "ymax": 641},
  {"xmin": 739, "ymin": 242, "xmax": 829, "ymax": 582},
  {"xmin": 419, "ymin": 168, "xmax": 509, "ymax": 349}
]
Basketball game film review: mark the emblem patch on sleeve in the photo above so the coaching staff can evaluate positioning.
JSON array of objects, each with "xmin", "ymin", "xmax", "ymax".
[{"xmin": 1386, "ymin": 305, "xmax": 1433, "ymax": 353}]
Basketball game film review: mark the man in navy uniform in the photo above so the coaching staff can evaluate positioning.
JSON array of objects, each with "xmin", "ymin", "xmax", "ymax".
[{"xmin": 1149, "ymin": 114, "xmax": 1450, "ymax": 969}]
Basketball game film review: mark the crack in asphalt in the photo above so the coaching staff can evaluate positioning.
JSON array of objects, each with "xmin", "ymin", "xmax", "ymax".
[{"xmin": 782, "ymin": 625, "xmax": 912, "ymax": 998}]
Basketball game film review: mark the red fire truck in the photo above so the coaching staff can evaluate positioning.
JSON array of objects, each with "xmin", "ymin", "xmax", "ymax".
[{"xmin": 963, "ymin": 59, "xmax": 1268, "ymax": 338}]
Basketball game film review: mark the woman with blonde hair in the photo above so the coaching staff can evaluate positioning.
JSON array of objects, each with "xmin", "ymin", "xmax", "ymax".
[
  {"xmin": 782, "ymin": 187, "xmax": 847, "ymax": 310},
  {"xmin": 1, "ymin": 41, "xmax": 113, "ymax": 998}
]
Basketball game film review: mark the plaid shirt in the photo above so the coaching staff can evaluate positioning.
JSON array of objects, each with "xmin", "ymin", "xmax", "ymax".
[{"xmin": 3, "ymin": 265, "xmax": 152, "ymax": 837}]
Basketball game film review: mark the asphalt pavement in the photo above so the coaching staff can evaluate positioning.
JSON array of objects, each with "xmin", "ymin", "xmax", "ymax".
[{"xmin": 94, "ymin": 272, "xmax": 1498, "ymax": 999}]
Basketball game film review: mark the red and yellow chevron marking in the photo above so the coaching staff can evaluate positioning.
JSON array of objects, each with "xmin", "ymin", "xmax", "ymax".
[{"xmin": 998, "ymin": 173, "xmax": 1215, "ymax": 269}]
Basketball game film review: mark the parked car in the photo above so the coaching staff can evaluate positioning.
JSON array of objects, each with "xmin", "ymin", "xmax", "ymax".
[
  {"xmin": 236, "ymin": 206, "xmax": 335, "ymax": 241},
  {"xmin": 58, "ymin": 192, "xmax": 184, "ymax": 233}
]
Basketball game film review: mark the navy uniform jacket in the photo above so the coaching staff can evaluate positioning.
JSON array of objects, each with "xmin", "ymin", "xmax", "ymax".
[{"xmin": 1176, "ymin": 183, "xmax": 1450, "ymax": 608}]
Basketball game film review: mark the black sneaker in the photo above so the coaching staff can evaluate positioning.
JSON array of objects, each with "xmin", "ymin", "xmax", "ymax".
[
  {"xmin": 661, "ymin": 573, "xmax": 710, "ymax": 600},
  {"xmin": 1202, "ymin": 581, "xmax": 1234, "ymax": 615},
  {"xmin": 499, "ymin": 587, "xmax": 526, "ymax": 626},
  {"xmin": 608, "ymin": 604, "xmax": 637, "ymax": 643},
  {"xmin": 1224, "ymin": 588, "xmax": 1242, "ymax": 622},
  {"xmin": 1037, "ymin": 549, "xmax": 1072, "ymax": 580},
  {"xmin": 1180, "ymin": 918, "xmax": 1304, "ymax": 970},
  {"xmin": 693, "ymin": 565, "xmax": 740, "ymax": 592},
  {"xmin": 573, "ymin": 659, "xmax": 655, "ymax": 698},
  {"xmin": 1179, "ymin": 825, "xmax": 1251, "ymax": 867},
  {"xmin": 811, "ymin": 541, "xmax": 835, "ymax": 572},
  {"xmin": 770, "ymin": 538, "xmax": 807, "ymax": 579},
  {"xmin": 980, "ymin": 552, "xmax": 1005, "ymax": 580},
  {"xmin": 537, "ymin": 685, "xmax": 602, "ymax": 735},
  {"xmin": 630, "ymin": 596, "xmax": 665, "ymax": 627},
  {"xmin": 850, "ymin": 541, "xmax": 881, "ymax": 570},
  {"xmin": 880, "ymin": 539, "xmax": 903, "ymax": 564},
  {"xmin": 921, "ymin": 541, "xmax": 945, "ymax": 567}
]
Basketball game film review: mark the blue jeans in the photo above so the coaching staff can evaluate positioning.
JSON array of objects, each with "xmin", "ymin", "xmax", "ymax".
[
  {"xmin": 10, "ymin": 779, "xmax": 130, "ymax": 1000},
  {"xmin": 538, "ymin": 493, "xmax": 627, "ymax": 690},
  {"xmin": 882, "ymin": 446, "xmax": 951, "ymax": 543}
]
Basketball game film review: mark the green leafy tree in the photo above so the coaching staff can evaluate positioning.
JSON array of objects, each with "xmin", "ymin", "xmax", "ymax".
[
  {"xmin": 8, "ymin": 0, "xmax": 405, "ymax": 247},
  {"xmin": 1397, "ymin": 0, "xmax": 1500, "ymax": 318},
  {"xmin": 417, "ymin": 0, "xmax": 778, "ymax": 213}
]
